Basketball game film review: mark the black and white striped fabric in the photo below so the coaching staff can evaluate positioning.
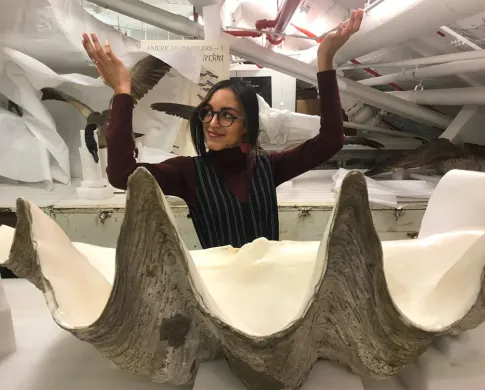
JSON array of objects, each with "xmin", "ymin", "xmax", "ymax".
[{"xmin": 190, "ymin": 155, "xmax": 279, "ymax": 249}]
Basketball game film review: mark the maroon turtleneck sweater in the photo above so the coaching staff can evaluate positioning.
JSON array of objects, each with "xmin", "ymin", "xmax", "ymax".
[{"xmin": 105, "ymin": 70, "xmax": 344, "ymax": 207}]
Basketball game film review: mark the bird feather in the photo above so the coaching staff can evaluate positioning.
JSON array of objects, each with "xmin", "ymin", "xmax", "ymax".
[
  {"xmin": 40, "ymin": 87, "xmax": 94, "ymax": 119},
  {"xmin": 129, "ymin": 55, "xmax": 172, "ymax": 105},
  {"xmin": 150, "ymin": 102, "xmax": 196, "ymax": 121}
]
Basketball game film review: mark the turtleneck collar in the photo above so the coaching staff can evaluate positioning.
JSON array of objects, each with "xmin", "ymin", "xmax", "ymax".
[{"xmin": 207, "ymin": 146, "xmax": 252, "ymax": 174}]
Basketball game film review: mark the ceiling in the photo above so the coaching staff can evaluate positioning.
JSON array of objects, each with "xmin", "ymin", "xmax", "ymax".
[
  {"xmin": 82, "ymin": 0, "xmax": 195, "ymax": 38},
  {"xmin": 81, "ymin": 0, "xmax": 485, "ymax": 111},
  {"xmin": 83, "ymin": 0, "xmax": 485, "ymax": 51}
]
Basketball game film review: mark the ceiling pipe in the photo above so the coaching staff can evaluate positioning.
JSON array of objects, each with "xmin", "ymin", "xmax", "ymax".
[
  {"xmin": 87, "ymin": 0, "xmax": 452, "ymax": 129},
  {"xmin": 388, "ymin": 87, "xmax": 485, "ymax": 105},
  {"xmin": 405, "ymin": 38, "xmax": 483, "ymax": 88},
  {"xmin": 281, "ymin": 24, "xmax": 404, "ymax": 91},
  {"xmin": 295, "ymin": 0, "xmax": 485, "ymax": 69},
  {"xmin": 329, "ymin": 0, "xmax": 485, "ymax": 65},
  {"xmin": 338, "ymin": 49, "xmax": 485, "ymax": 70},
  {"xmin": 224, "ymin": 26, "xmax": 316, "ymax": 40},
  {"xmin": 337, "ymin": 78, "xmax": 451, "ymax": 128},
  {"xmin": 350, "ymin": 59, "xmax": 404, "ymax": 91},
  {"xmin": 439, "ymin": 26, "xmax": 483, "ymax": 50},
  {"xmin": 317, "ymin": 0, "xmax": 387, "ymax": 41},
  {"xmin": 343, "ymin": 122, "xmax": 427, "ymax": 139},
  {"xmin": 359, "ymin": 58, "xmax": 485, "ymax": 87}
]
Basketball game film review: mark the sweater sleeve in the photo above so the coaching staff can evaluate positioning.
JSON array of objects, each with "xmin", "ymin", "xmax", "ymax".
[
  {"xmin": 105, "ymin": 94, "xmax": 194, "ymax": 204},
  {"xmin": 269, "ymin": 70, "xmax": 345, "ymax": 186}
]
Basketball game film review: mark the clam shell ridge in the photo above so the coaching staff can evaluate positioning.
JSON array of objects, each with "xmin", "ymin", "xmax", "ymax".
[
  {"xmin": 3, "ymin": 200, "xmax": 44, "ymax": 291},
  {"xmin": 4, "ymin": 167, "xmax": 485, "ymax": 390}
]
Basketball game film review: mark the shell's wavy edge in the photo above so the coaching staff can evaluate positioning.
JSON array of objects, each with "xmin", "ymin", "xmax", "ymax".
[
  {"xmin": 203, "ymin": 170, "xmax": 430, "ymax": 389},
  {"xmin": 316, "ymin": 170, "xmax": 432, "ymax": 378},
  {"xmin": 71, "ymin": 167, "xmax": 222, "ymax": 386},
  {"xmin": 3, "ymin": 167, "xmax": 485, "ymax": 390},
  {"xmin": 4, "ymin": 199, "xmax": 44, "ymax": 291}
]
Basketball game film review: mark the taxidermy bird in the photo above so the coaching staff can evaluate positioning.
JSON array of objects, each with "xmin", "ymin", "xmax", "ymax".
[
  {"xmin": 40, "ymin": 55, "xmax": 173, "ymax": 163},
  {"xmin": 364, "ymin": 137, "xmax": 485, "ymax": 177},
  {"xmin": 150, "ymin": 102, "xmax": 385, "ymax": 150},
  {"xmin": 7, "ymin": 100, "xmax": 23, "ymax": 117}
]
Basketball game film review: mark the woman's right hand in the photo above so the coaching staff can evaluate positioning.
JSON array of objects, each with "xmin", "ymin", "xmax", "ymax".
[{"xmin": 82, "ymin": 33, "xmax": 132, "ymax": 95}]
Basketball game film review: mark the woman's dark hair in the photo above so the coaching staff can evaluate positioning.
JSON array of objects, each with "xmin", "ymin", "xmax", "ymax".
[{"xmin": 189, "ymin": 78, "xmax": 260, "ymax": 157}]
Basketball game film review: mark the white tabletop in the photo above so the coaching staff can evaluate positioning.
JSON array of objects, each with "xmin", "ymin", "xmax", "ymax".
[
  {"xmin": 0, "ymin": 170, "xmax": 431, "ymax": 210},
  {"xmin": 1, "ymin": 279, "xmax": 484, "ymax": 390}
]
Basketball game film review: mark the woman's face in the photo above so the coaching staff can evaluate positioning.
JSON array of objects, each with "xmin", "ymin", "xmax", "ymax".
[{"xmin": 202, "ymin": 88, "xmax": 246, "ymax": 151}]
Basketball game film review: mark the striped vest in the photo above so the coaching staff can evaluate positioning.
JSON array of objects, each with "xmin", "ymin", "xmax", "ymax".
[{"xmin": 190, "ymin": 155, "xmax": 279, "ymax": 249}]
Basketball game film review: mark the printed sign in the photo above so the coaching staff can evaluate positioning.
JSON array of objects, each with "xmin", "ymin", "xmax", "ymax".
[{"xmin": 141, "ymin": 40, "xmax": 230, "ymax": 155}]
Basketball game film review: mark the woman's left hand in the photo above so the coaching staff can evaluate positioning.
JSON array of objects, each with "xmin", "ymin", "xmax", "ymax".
[{"xmin": 317, "ymin": 8, "xmax": 364, "ymax": 71}]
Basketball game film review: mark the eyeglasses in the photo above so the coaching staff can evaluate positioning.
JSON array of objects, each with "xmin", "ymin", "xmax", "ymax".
[{"xmin": 198, "ymin": 108, "xmax": 243, "ymax": 127}]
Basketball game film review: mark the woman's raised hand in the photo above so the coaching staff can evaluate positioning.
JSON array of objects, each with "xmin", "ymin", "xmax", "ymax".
[
  {"xmin": 82, "ymin": 33, "xmax": 132, "ymax": 95},
  {"xmin": 317, "ymin": 9, "xmax": 364, "ymax": 71}
]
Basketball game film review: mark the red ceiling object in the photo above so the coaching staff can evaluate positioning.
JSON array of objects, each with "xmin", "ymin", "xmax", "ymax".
[
  {"xmin": 193, "ymin": 7, "xmax": 199, "ymax": 23},
  {"xmin": 255, "ymin": 19, "xmax": 278, "ymax": 31},
  {"xmin": 226, "ymin": 1, "xmax": 302, "ymax": 69},
  {"xmin": 225, "ymin": 30, "xmax": 263, "ymax": 37},
  {"xmin": 255, "ymin": 0, "xmax": 303, "ymax": 47},
  {"xmin": 290, "ymin": 23, "xmax": 323, "ymax": 43}
]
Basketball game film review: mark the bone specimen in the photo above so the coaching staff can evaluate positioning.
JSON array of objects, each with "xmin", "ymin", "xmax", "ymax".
[{"xmin": 1, "ymin": 168, "xmax": 485, "ymax": 390}]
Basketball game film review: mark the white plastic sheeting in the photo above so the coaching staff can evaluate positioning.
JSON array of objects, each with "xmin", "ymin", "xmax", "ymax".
[
  {"xmin": 257, "ymin": 95, "xmax": 320, "ymax": 145},
  {"xmin": 0, "ymin": 0, "xmax": 140, "ymax": 73},
  {"xmin": 256, "ymin": 95, "xmax": 423, "ymax": 147},
  {"xmin": 0, "ymin": 107, "xmax": 51, "ymax": 185},
  {"xmin": 0, "ymin": 46, "xmax": 203, "ymax": 186}
]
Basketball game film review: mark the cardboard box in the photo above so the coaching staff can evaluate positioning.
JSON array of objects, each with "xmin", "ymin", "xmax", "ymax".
[{"xmin": 296, "ymin": 99, "xmax": 320, "ymax": 116}]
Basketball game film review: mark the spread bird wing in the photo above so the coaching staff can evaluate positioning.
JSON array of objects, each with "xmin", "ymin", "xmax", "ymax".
[
  {"xmin": 344, "ymin": 136, "xmax": 384, "ymax": 149},
  {"xmin": 464, "ymin": 142, "xmax": 485, "ymax": 158},
  {"xmin": 150, "ymin": 102, "xmax": 196, "ymax": 121},
  {"xmin": 365, "ymin": 138, "xmax": 463, "ymax": 177},
  {"xmin": 129, "ymin": 55, "xmax": 172, "ymax": 105},
  {"xmin": 40, "ymin": 87, "xmax": 94, "ymax": 119}
]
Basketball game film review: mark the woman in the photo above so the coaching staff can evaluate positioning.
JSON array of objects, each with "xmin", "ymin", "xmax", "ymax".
[{"xmin": 82, "ymin": 9, "xmax": 363, "ymax": 249}]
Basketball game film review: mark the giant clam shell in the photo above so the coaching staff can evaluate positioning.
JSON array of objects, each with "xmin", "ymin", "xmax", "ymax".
[{"xmin": 2, "ymin": 167, "xmax": 485, "ymax": 390}]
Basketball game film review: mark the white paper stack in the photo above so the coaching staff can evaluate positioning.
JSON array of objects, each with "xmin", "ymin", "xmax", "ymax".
[{"xmin": 332, "ymin": 168, "xmax": 437, "ymax": 207}]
